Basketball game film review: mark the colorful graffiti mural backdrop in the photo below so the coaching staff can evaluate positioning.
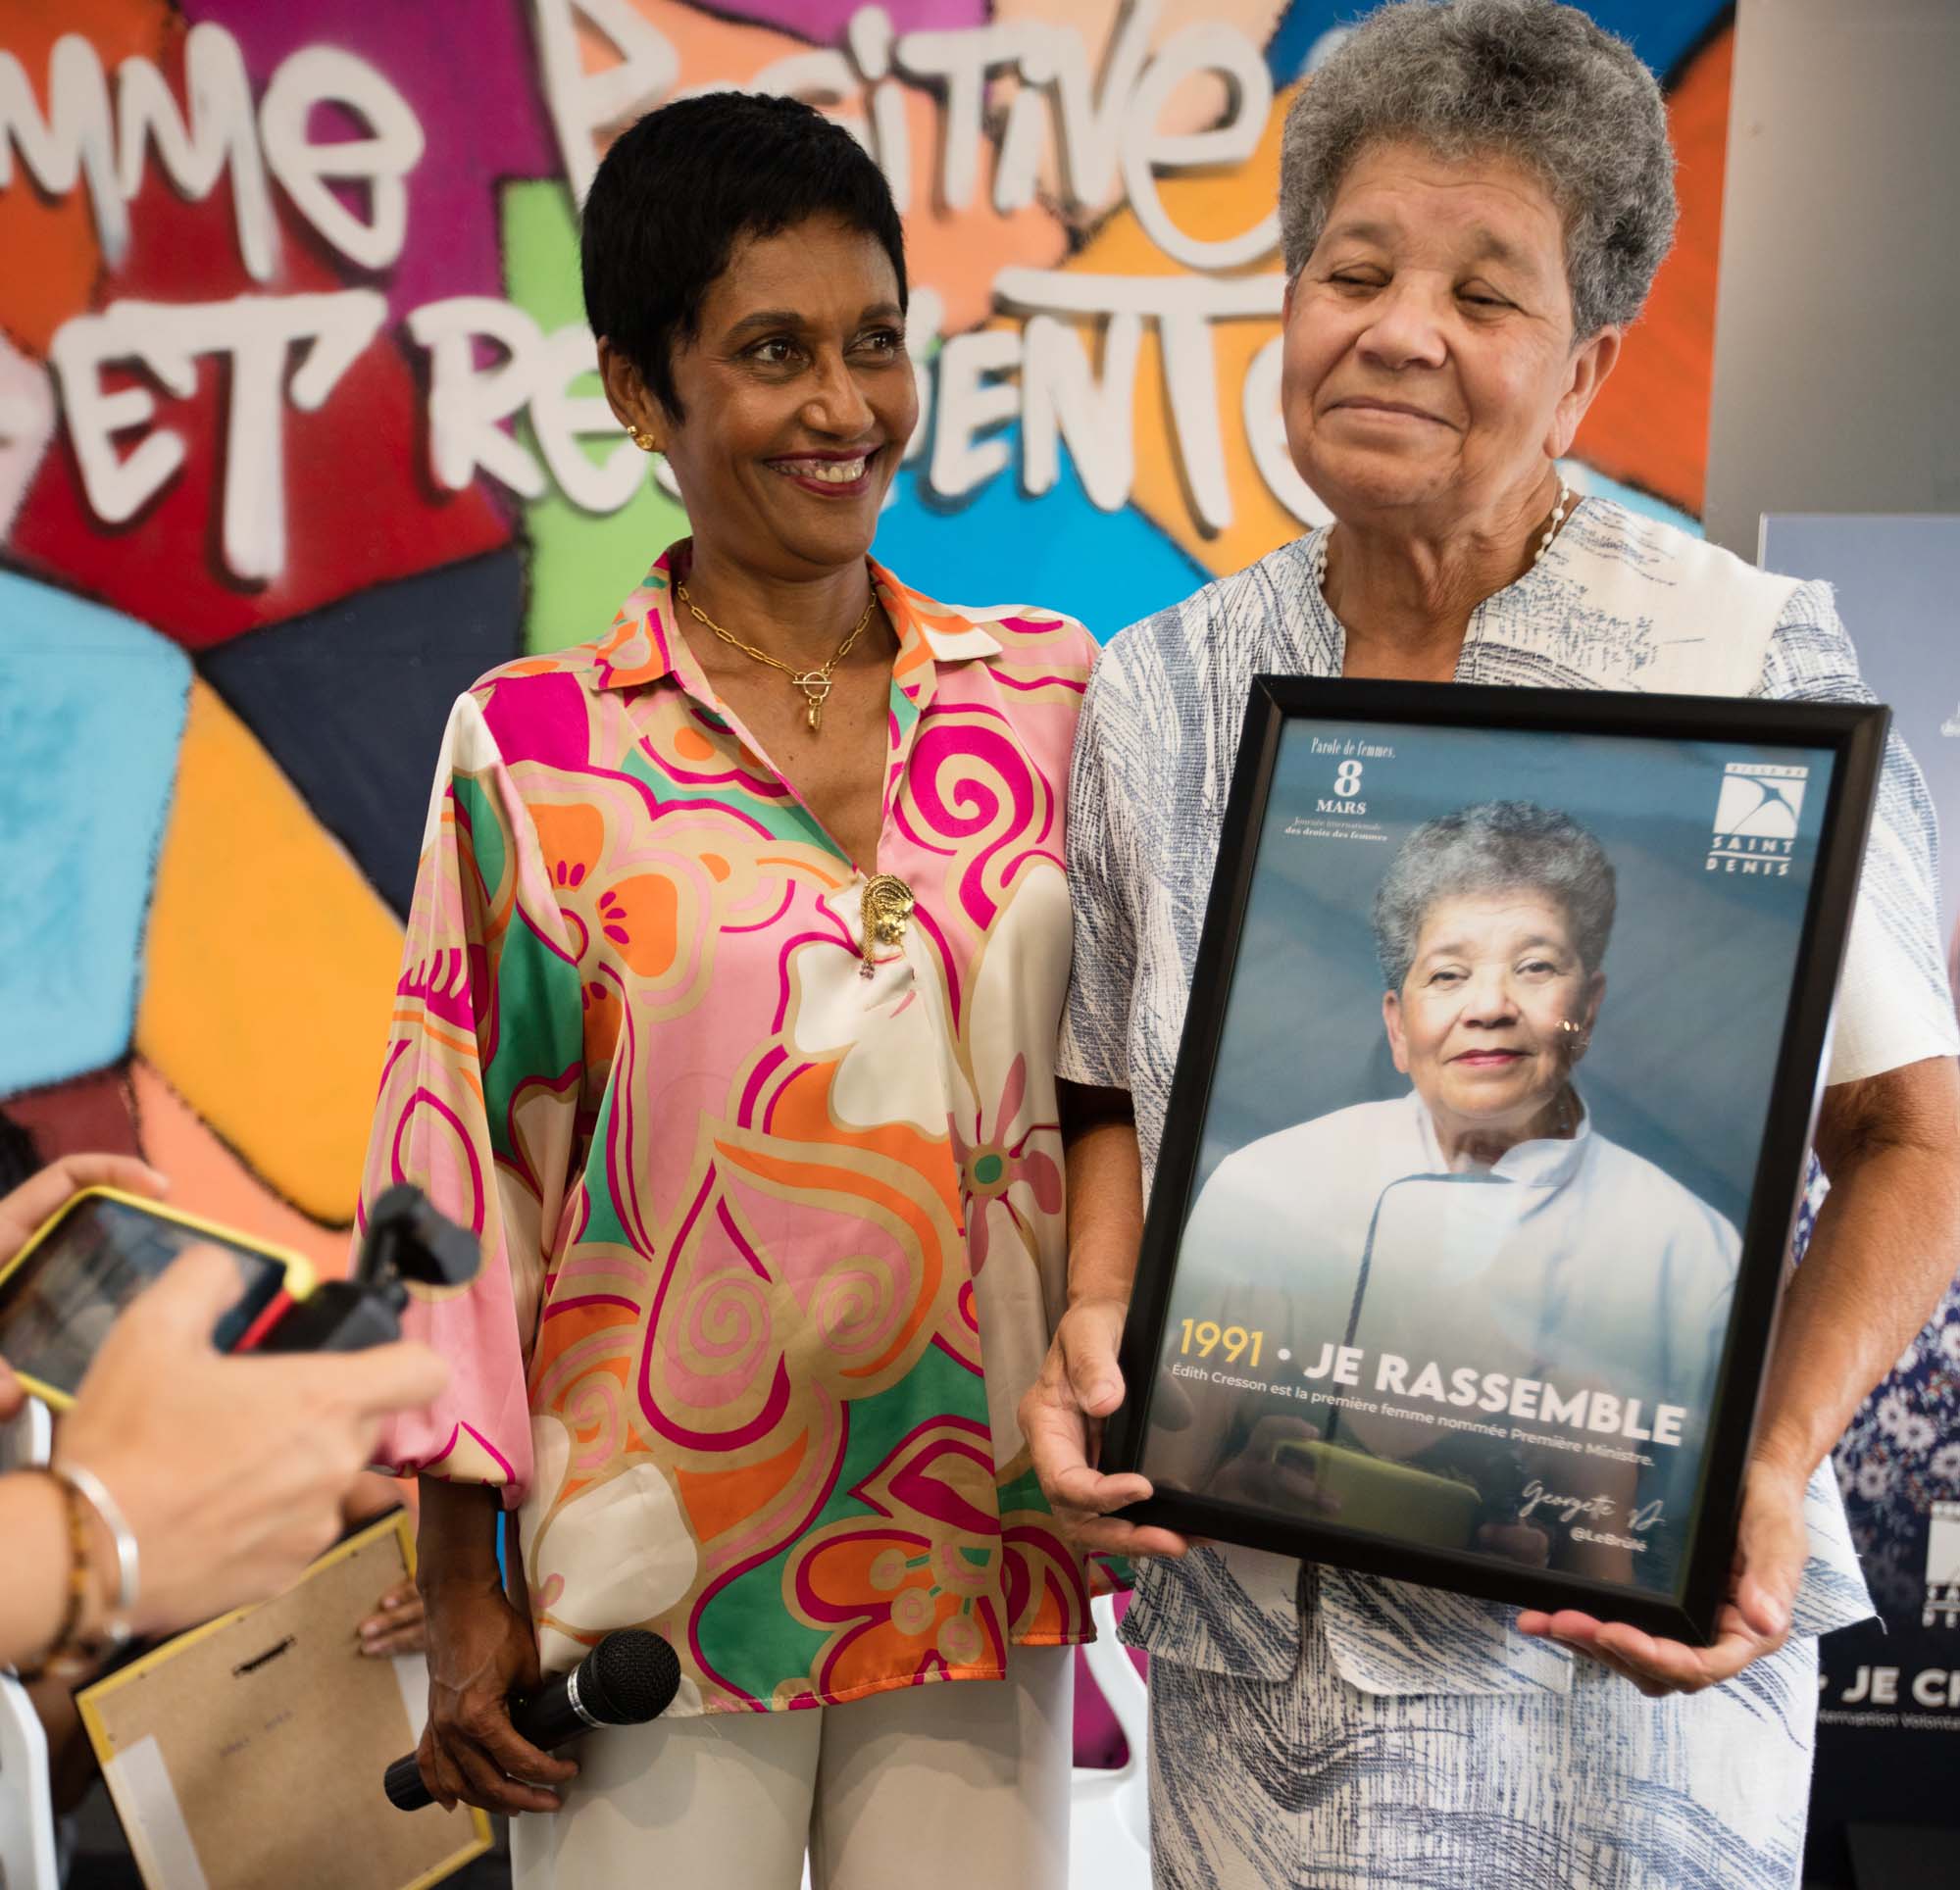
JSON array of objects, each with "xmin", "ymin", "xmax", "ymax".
[{"xmin": 0, "ymin": 0, "xmax": 1732, "ymax": 1278}]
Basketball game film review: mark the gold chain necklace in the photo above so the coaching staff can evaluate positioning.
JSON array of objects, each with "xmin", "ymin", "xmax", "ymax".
[{"xmin": 675, "ymin": 568, "xmax": 879, "ymax": 733}]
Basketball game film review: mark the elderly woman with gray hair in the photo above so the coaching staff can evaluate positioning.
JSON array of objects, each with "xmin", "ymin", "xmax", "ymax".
[
  {"xmin": 1023, "ymin": 1, "xmax": 1960, "ymax": 1884},
  {"xmin": 1151, "ymin": 801, "xmax": 1737, "ymax": 1594}
]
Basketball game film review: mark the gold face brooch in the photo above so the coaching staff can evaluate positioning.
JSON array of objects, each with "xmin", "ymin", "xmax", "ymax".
[{"xmin": 860, "ymin": 874, "xmax": 914, "ymax": 977}]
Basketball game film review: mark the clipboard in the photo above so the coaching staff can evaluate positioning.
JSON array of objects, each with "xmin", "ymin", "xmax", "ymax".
[{"xmin": 77, "ymin": 1512, "xmax": 491, "ymax": 1890}]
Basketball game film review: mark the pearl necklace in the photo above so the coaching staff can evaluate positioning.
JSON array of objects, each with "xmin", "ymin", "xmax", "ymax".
[{"xmin": 1307, "ymin": 476, "xmax": 1575, "ymax": 599}]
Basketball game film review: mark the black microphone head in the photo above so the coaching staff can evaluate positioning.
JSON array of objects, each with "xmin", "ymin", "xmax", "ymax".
[
  {"xmin": 578, "ymin": 1629, "xmax": 681, "ymax": 1726},
  {"xmin": 383, "ymin": 1751, "xmax": 432, "ymax": 1813}
]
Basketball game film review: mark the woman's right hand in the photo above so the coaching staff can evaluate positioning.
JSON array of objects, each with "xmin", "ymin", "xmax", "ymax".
[
  {"xmin": 1021, "ymin": 1296, "xmax": 1189, "ymax": 1561},
  {"xmin": 417, "ymin": 1577, "xmax": 578, "ymax": 1815}
]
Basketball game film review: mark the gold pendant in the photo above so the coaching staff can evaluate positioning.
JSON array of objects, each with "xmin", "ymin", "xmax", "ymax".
[
  {"xmin": 792, "ymin": 671, "xmax": 832, "ymax": 733},
  {"xmin": 859, "ymin": 873, "xmax": 914, "ymax": 977}
]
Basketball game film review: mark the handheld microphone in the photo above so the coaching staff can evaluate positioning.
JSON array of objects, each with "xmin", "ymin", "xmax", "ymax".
[{"xmin": 383, "ymin": 1628, "xmax": 681, "ymax": 1812}]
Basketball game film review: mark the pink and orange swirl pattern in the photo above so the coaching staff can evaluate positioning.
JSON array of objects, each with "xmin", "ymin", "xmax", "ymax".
[{"xmin": 357, "ymin": 547, "xmax": 1097, "ymax": 1713}]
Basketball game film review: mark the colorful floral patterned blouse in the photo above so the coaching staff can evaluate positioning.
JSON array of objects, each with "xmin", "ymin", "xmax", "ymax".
[{"xmin": 359, "ymin": 548, "xmax": 1097, "ymax": 1714}]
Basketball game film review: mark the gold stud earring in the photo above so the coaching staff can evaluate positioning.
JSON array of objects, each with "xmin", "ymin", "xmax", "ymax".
[{"xmin": 628, "ymin": 426, "xmax": 657, "ymax": 452}]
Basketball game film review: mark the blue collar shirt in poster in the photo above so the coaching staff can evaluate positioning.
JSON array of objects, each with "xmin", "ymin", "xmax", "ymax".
[{"xmin": 1160, "ymin": 1089, "xmax": 1738, "ymax": 1591}]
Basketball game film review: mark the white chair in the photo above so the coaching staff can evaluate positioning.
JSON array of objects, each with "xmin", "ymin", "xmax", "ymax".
[
  {"xmin": 1069, "ymin": 1593, "xmax": 1150, "ymax": 1888},
  {"xmin": 0, "ymin": 1671, "xmax": 60, "ymax": 1890},
  {"xmin": 0, "ymin": 1398, "xmax": 61, "ymax": 1890}
]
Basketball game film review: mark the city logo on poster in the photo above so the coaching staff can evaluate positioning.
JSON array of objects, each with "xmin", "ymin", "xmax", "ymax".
[
  {"xmin": 1707, "ymin": 762, "xmax": 1807, "ymax": 876},
  {"xmin": 1927, "ymin": 1500, "xmax": 1960, "ymax": 1630}
]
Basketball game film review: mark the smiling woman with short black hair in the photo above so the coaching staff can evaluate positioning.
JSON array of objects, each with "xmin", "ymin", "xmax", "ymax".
[{"xmin": 358, "ymin": 91, "xmax": 1095, "ymax": 1890}]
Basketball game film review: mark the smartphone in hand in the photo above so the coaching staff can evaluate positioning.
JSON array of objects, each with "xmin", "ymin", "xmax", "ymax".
[{"xmin": 0, "ymin": 1187, "xmax": 313, "ymax": 1410}]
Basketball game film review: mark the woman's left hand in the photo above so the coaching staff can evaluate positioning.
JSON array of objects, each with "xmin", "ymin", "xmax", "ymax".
[
  {"xmin": 358, "ymin": 1583, "xmax": 428, "ymax": 1657},
  {"xmin": 0, "ymin": 1153, "xmax": 170, "ymax": 1267},
  {"xmin": 1, "ymin": 1151, "xmax": 170, "ymax": 1429},
  {"xmin": 1514, "ymin": 1456, "xmax": 1808, "ymax": 1696}
]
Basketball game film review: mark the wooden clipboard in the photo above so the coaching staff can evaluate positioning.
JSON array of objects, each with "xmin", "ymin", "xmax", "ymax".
[{"xmin": 77, "ymin": 1512, "xmax": 491, "ymax": 1890}]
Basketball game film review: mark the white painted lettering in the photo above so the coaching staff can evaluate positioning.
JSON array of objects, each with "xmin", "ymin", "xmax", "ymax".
[
  {"xmin": 1118, "ymin": 22, "xmax": 1278, "ymax": 271},
  {"xmin": 260, "ymin": 46, "xmax": 425, "ymax": 272},
  {"xmin": 115, "ymin": 25, "xmax": 275, "ymax": 281},
  {"xmin": 1020, "ymin": 312, "xmax": 1140, "ymax": 511},
  {"xmin": 50, "ymin": 291, "xmax": 384, "ymax": 580},
  {"xmin": 532, "ymin": 0, "xmax": 678, "ymax": 202},
  {"xmin": 928, "ymin": 327, "xmax": 1020, "ymax": 499}
]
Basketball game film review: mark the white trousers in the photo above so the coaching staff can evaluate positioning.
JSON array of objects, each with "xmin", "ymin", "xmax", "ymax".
[{"xmin": 511, "ymin": 1647, "xmax": 1074, "ymax": 1890}]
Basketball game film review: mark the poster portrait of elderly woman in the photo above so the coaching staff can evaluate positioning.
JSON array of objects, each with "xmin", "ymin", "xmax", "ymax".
[
  {"xmin": 1151, "ymin": 801, "xmax": 1739, "ymax": 1594},
  {"xmin": 1023, "ymin": 1, "xmax": 1960, "ymax": 1885}
]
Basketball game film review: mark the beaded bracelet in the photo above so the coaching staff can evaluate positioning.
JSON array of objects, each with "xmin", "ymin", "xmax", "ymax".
[
  {"xmin": 15, "ymin": 1467, "xmax": 93, "ymax": 1682},
  {"xmin": 15, "ymin": 1463, "xmax": 139, "ymax": 1682}
]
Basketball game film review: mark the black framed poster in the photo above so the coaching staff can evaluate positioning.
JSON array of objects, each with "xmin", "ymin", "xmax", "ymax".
[{"xmin": 1101, "ymin": 679, "xmax": 1887, "ymax": 1643}]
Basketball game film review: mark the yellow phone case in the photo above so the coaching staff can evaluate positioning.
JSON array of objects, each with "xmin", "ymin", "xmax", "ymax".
[{"xmin": 0, "ymin": 1185, "xmax": 318, "ymax": 1411}]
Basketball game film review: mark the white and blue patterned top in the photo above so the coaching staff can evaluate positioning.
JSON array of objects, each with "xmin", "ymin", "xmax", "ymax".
[{"xmin": 1060, "ymin": 495, "xmax": 1960, "ymax": 1700}]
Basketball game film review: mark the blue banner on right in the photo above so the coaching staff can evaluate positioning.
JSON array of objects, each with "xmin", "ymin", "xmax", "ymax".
[{"xmin": 1761, "ymin": 516, "xmax": 1960, "ymax": 1888}]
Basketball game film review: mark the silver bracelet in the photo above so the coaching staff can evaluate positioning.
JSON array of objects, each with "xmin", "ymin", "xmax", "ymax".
[{"xmin": 59, "ymin": 1459, "xmax": 140, "ymax": 1644}]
